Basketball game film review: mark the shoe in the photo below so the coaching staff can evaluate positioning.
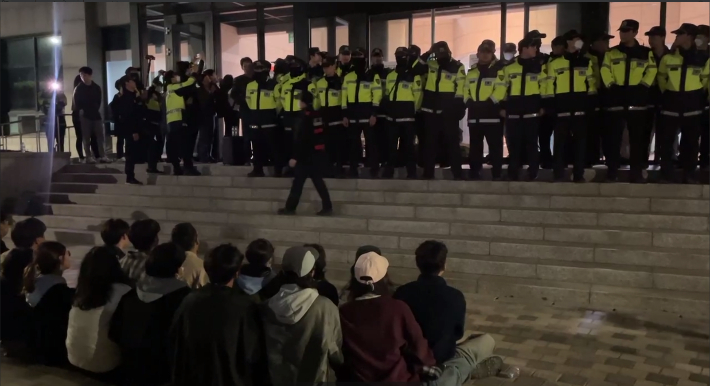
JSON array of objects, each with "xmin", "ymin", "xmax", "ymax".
[
  {"xmin": 114, "ymin": 158, "xmax": 125, "ymax": 163},
  {"xmin": 126, "ymin": 178, "xmax": 143, "ymax": 185},
  {"xmin": 491, "ymin": 176, "xmax": 502, "ymax": 182},
  {"xmin": 573, "ymin": 176, "xmax": 586, "ymax": 183},
  {"xmin": 406, "ymin": 174, "xmax": 418, "ymax": 180},
  {"xmin": 382, "ymin": 168, "xmax": 395, "ymax": 179},
  {"xmin": 184, "ymin": 168, "xmax": 202, "ymax": 176},
  {"xmin": 317, "ymin": 208, "xmax": 333, "ymax": 216},
  {"xmin": 683, "ymin": 175, "xmax": 699, "ymax": 185},
  {"xmin": 469, "ymin": 172, "xmax": 481, "ymax": 181},
  {"xmin": 348, "ymin": 172, "xmax": 360, "ymax": 179},
  {"xmin": 553, "ymin": 177, "xmax": 568, "ymax": 183},
  {"xmin": 146, "ymin": 168, "xmax": 164, "ymax": 174},
  {"xmin": 99, "ymin": 157, "xmax": 111, "ymax": 164},
  {"xmin": 248, "ymin": 170, "xmax": 265, "ymax": 178},
  {"xmin": 173, "ymin": 167, "xmax": 184, "ymax": 176},
  {"xmin": 277, "ymin": 208, "xmax": 296, "ymax": 216},
  {"xmin": 629, "ymin": 176, "xmax": 647, "ymax": 184},
  {"xmin": 85, "ymin": 157, "xmax": 97, "ymax": 164},
  {"xmin": 471, "ymin": 356, "xmax": 504, "ymax": 379},
  {"xmin": 605, "ymin": 175, "xmax": 618, "ymax": 183}
]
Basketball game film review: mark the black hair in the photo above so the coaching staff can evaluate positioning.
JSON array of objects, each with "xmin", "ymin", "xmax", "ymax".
[
  {"xmin": 10, "ymin": 218, "xmax": 46, "ymax": 249},
  {"xmin": 240, "ymin": 57, "xmax": 253, "ymax": 67},
  {"xmin": 415, "ymin": 240, "xmax": 448, "ymax": 275},
  {"xmin": 128, "ymin": 219, "xmax": 160, "ymax": 252},
  {"xmin": 221, "ymin": 75, "xmax": 234, "ymax": 90},
  {"xmin": 202, "ymin": 69, "xmax": 215, "ymax": 77},
  {"xmin": 101, "ymin": 218, "xmax": 130, "ymax": 246},
  {"xmin": 347, "ymin": 273, "xmax": 392, "ymax": 302},
  {"xmin": 73, "ymin": 74, "xmax": 82, "ymax": 88},
  {"xmin": 1, "ymin": 248, "xmax": 34, "ymax": 295},
  {"xmin": 245, "ymin": 239, "xmax": 274, "ymax": 267},
  {"xmin": 24, "ymin": 241, "xmax": 67, "ymax": 293},
  {"xmin": 73, "ymin": 246, "xmax": 130, "ymax": 310},
  {"xmin": 0, "ymin": 210, "xmax": 11, "ymax": 224},
  {"xmin": 204, "ymin": 243, "xmax": 244, "ymax": 286},
  {"xmin": 171, "ymin": 223, "xmax": 198, "ymax": 252},
  {"xmin": 282, "ymin": 270, "xmax": 317, "ymax": 289},
  {"xmin": 304, "ymin": 243, "xmax": 327, "ymax": 281},
  {"xmin": 79, "ymin": 66, "xmax": 93, "ymax": 75},
  {"xmin": 145, "ymin": 242, "xmax": 186, "ymax": 278}
]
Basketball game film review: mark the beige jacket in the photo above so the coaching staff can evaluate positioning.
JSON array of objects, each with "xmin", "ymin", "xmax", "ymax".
[{"xmin": 182, "ymin": 251, "xmax": 210, "ymax": 288}]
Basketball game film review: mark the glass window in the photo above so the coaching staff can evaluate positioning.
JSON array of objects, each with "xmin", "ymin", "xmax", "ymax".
[
  {"xmin": 528, "ymin": 4, "xmax": 557, "ymax": 54},
  {"xmin": 264, "ymin": 5, "xmax": 294, "ymax": 61},
  {"xmin": 370, "ymin": 18, "xmax": 409, "ymax": 64},
  {"xmin": 666, "ymin": 2, "xmax": 710, "ymax": 33},
  {"xmin": 336, "ymin": 22, "xmax": 348, "ymax": 52},
  {"xmin": 1, "ymin": 38, "xmax": 38, "ymax": 111},
  {"xmin": 311, "ymin": 27, "xmax": 327, "ymax": 51},
  {"xmin": 506, "ymin": 3, "xmax": 525, "ymax": 48},
  {"xmin": 411, "ymin": 12, "xmax": 432, "ymax": 52},
  {"xmin": 147, "ymin": 23, "xmax": 167, "ymax": 82},
  {"xmin": 435, "ymin": 5, "xmax": 502, "ymax": 67},
  {"xmin": 609, "ymin": 2, "xmax": 661, "ymax": 47},
  {"xmin": 36, "ymin": 36, "xmax": 62, "ymax": 93},
  {"xmin": 220, "ymin": 22, "xmax": 257, "ymax": 77}
]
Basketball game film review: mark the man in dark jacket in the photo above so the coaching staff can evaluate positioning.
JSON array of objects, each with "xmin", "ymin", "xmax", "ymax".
[
  {"xmin": 232, "ymin": 57, "xmax": 254, "ymax": 164},
  {"xmin": 73, "ymin": 66, "xmax": 109, "ymax": 163},
  {"xmin": 197, "ymin": 70, "xmax": 219, "ymax": 163},
  {"xmin": 110, "ymin": 242, "xmax": 191, "ymax": 386},
  {"xmin": 277, "ymin": 86, "xmax": 332, "ymax": 216},
  {"xmin": 170, "ymin": 243, "xmax": 268, "ymax": 386}
]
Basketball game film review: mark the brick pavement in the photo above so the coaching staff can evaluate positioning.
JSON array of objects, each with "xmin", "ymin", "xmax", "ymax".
[{"xmin": 2, "ymin": 299, "xmax": 708, "ymax": 386}]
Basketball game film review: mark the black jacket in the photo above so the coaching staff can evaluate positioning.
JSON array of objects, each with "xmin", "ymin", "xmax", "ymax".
[
  {"xmin": 232, "ymin": 74, "xmax": 252, "ymax": 113},
  {"xmin": 292, "ymin": 108, "xmax": 326, "ymax": 164},
  {"xmin": 393, "ymin": 275, "xmax": 466, "ymax": 364},
  {"xmin": 0, "ymin": 277, "xmax": 31, "ymax": 345},
  {"xmin": 73, "ymin": 81, "xmax": 103, "ymax": 120},
  {"xmin": 30, "ymin": 282, "xmax": 74, "ymax": 366},
  {"xmin": 115, "ymin": 89, "xmax": 146, "ymax": 135},
  {"xmin": 170, "ymin": 284, "xmax": 269, "ymax": 386}
]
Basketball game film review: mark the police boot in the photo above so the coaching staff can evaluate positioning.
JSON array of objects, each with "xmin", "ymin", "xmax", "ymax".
[
  {"xmin": 628, "ymin": 170, "xmax": 647, "ymax": 184},
  {"xmin": 682, "ymin": 171, "xmax": 699, "ymax": 185},
  {"xmin": 382, "ymin": 167, "xmax": 395, "ymax": 179},
  {"xmin": 469, "ymin": 170, "xmax": 481, "ymax": 181},
  {"xmin": 248, "ymin": 168, "xmax": 266, "ymax": 178}
]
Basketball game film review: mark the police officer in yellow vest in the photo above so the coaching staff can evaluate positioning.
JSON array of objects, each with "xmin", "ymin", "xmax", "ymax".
[
  {"xmin": 601, "ymin": 19, "xmax": 657, "ymax": 183},
  {"xmin": 314, "ymin": 55, "xmax": 346, "ymax": 177},
  {"xmin": 545, "ymin": 30, "xmax": 597, "ymax": 183},
  {"xmin": 464, "ymin": 42, "xmax": 506, "ymax": 181},
  {"xmin": 500, "ymin": 37, "xmax": 548, "ymax": 181},
  {"xmin": 413, "ymin": 41, "xmax": 466, "ymax": 180},
  {"xmin": 246, "ymin": 60, "xmax": 282, "ymax": 177},
  {"xmin": 274, "ymin": 58, "xmax": 290, "ymax": 87},
  {"xmin": 585, "ymin": 31, "xmax": 614, "ymax": 166},
  {"xmin": 164, "ymin": 70, "xmax": 200, "ymax": 176},
  {"xmin": 280, "ymin": 57, "xmax": 316, "ymax": 175},
  {"xmin": 337, "ymin": 45, "xmax": 353, "ymax": 78},
  {"xmin": 381, "ymin": 47, "xmax": 422, "ymax": 179},
  {"xmin": 341, "ymin": 47, "xmax": 383, "ymax": 178},
  {"xmin": 657, "ymin": 23, "xmax": 710, "ymax": 184},
  {"xmin": 538, "ymin": 36, "xmax": 567, "ymax": 170}
]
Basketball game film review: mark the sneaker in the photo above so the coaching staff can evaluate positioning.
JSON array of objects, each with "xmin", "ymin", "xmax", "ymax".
[
  {"xmin": 184, "ymin": 168, "xmax": 202, "ymax": 176},
  {"xmin": 126, "ymin": 178, "xmax": 143, "ymax": 185},
  {"xmin": 85, "ymin": 157, "xmax": 97, "ymax": 164},
  {"xmin": 99, "ymin": 157, "xmax": 111, "ymax": 163},
  {"xmin": 277, "ymin": 208, "xmax": 296, "ymax": 216},
  {"xmin": 469, "ymin": 171, "xmax": 481, "ymax": 181},
  {"xmin": 248, "ymin": 170, "xmax": 265, "ymax": 178},
  {"xmin": 471, "ymin": 356, "xmax": 504, "ymax": 379},
  {"xmin": 317, "ymin": 208, "xmax": 333, "ymax": 216},
  {"xmin": 115, "ymin": 158, "xmax": 125, "ymax": 163}
]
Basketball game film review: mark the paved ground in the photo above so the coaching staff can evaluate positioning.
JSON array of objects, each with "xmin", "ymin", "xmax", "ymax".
[{"xmin": 2, "ymin": 297, "xmax": 708, "ymax": 386}]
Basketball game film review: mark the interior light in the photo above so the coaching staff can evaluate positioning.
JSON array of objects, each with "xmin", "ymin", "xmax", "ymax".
[
  {"xmin": 50, "ymin": 81, "xmax": 61, "ymax": 91},
  {"xmin": 49, "ymin": 36, "xmax": 61, "ymax": 45}
]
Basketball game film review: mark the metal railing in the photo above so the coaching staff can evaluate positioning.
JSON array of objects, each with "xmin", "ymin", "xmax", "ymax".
[{"xmin": 0, "ymin": 113, "xmax": 72, "ymax": 153}]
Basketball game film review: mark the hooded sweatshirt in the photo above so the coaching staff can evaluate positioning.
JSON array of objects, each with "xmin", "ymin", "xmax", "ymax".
[
  {"xmin": 109, "ymin": 276, "xmax": 190, "ymax": 386},
  {"xmin": 237, "ymin": 264, "xmax": 276, "ymax": 296},
  {"xmin": 119, "ymin": 250, "xmax": 149, "ymax": 287},
  {"xmin": 26, "ymin": 274, "xmax": 75, "ymax": 366},
  {"xmin": 262, "ymin": 284, "xmax": 344, "ymax": 386}
]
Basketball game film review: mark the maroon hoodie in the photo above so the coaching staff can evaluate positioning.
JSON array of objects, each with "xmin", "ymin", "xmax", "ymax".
[{"xmin": 339, "ymin": 295, "xmax": 436, "ymax": 383}]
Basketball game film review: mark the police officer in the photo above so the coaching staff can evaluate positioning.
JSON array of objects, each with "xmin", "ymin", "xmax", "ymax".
[
  {"xmin": 645, "ymin": 26, "xmax": 670, "ymax": 165},
  {"xmin": 307, "ymin": 47, "xmax": 324, "ymax": 82},
  {"xmin": 413, "ymin": 41, "xmax": 466, "ymax": 180},
  {"xmin": 368, "ymin": 48, "xmax": 391, "ymax": 171},
  {"xmin": 408, "ymin": 44, "xmax": 427, "ymax": 166},
  {"xmin": 278, "ymin": 86, "xmax": 333, "ymax": 216},
  {"xmin": 342, "ymin": 48, "xmax": 383, "ymax": 178},
  {"xmin": 501, "ymin": 37, "xmax": 547, "ymax": 181},
  {"xmin": 273, "ymin": 58, "xmax": 290, "ymax": 86},
  {"xmin": 539, "ymin": 35, "xmax": 568, "ymax": 170},
  {"xmin": 382, "ymin": 47, "xmax": 422, "ymax": 179},
  {"xmin": 546, "ymin": 30, "xmax": 596, "ymax": 183},
  {"xmin": 314, "ymin": 55, "xmax": 346, "ymax": 177},
  {"xmin": 601, "ymin": 19, "xmax": 657, "ymax": 183},
  {"xmin": 657, "ymin": 23, "xmax": 709, "ymax": 184},
  {"xmin": 246, "ymin": 60, "xmax": 282, "ymax": 177},
  {"xmin": 586, "ymin": 31, "xmax": 614, "ymax": 166},
  {"xmin": 526, "ymin": 30, "xmax": 550, "ymax": 65},
  {"xmin": 502, "ymin": 43, "xmax": 517, "ymax": 65},
  {"xmin": 464, "ymin": 42, "xmax": 506, "ymax": 180},
  {"xmin": 280, "ymin": 57, "xmax": 316, "ymax": 175},
  {"xmin": 337, "ymin": 45, "xmax": 353, "ymax": 78},
  {"xmin": 164, "ymin": 69, "xmax": 200, "ymax": 176}
]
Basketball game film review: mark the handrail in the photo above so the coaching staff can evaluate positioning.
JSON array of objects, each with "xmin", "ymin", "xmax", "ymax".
[{"xmin": 0, "ymin": 113, "xmax": 110, "ymax": 154}]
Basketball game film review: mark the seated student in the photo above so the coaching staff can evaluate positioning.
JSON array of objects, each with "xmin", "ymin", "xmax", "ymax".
[
  {"xmin": 110, "ymin": 242, "xmax": 191, "ymax": 386},
  {"xmin": 101, "ymin": 218, "xmax": 130, "ymax": 259},
  {"xmin": 1, "ymin": 211, "xmax": 13, "ymax": 254},
  {"xmin": 263, "ymin": 246, "xmax": 343, "ymax": 386},
  {"xmin": 394, "ymin": 240, "xmax": 501, "ymax": 378},
  {"xmin": 171, "ymin": 223, "xmax": 209, "ymax": 288},
  {"xmin": 304, "ymin": 243, "xmax": 339, "ymax": 306},
  {"xmin": 23, "ymin": 241, "xmax": 74, "ymax": 366},
  {"xmin": 0, "ymin": 248, "xmax": 34, "ymax": 357},
  {"xmin": 237, "ymin": 238, "xmax": 277, "ymax": 297},
  {"xmin": 120, "ymin": 219, "xmax": 160, "ymax": 286},
  {"xmin": 66, "ymin": 246, "xmax": 133, "ymax": 376},
  {"xmin": 339, "ymin": 245, "xmax": 382, "ymax": 302},
  {"xmin": 1, "ymin": 217, "xmax": 46, "ymax": 263},
  {"xmin": 170, "ymin": 244, "xmax": 268, "ymax": 386}
]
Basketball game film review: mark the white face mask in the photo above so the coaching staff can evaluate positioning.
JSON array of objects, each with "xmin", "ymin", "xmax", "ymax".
[
  {"xmin": 695, "ymin": 38, "xmax": 704, "ymax": 47},
  {"xmin": 574, "ymin": 40, "xmax": 584, "ymax": 50},
  {"xmin": 503, "ymin": 52, "xmax": 515, "ymax": 61}
]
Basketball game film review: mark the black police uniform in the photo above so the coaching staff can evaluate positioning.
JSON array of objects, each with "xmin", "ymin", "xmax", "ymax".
[{"xmin": 368, "ymin": 48, "xmax": 392, "ymax": 170}]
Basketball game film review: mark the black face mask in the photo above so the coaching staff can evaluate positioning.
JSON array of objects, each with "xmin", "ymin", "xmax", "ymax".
[
  {"xmin": 289, "ymin": 67, "xmax": 304, "ymax": 78},
  {"xmin": 371, "ymin": 63, "xmax": 384, "ymax": 70},
  {"xmin": 351, "ymin": 57, "xmax": 366, "ymax": 72},
  {"xmin": 254, "ymin": 71, "xmax": 269, "ymax": 83},
  {"xmin": 436, "ymin": 55, "xmax": 451, "ymax": 66},
  {"xmin": 395, "ymin": 56, "xmax": 409, "ymax": 68}
]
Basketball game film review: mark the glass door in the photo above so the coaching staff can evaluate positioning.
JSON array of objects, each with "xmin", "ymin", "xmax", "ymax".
[{"xmin": 164, "ymin": 12, "xmax": 214, "ymax": 72}]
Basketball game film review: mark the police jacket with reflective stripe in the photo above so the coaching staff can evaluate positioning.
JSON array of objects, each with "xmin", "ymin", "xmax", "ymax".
[
  {"xmin": 314, "ymin": 75, "xmax": 343, "ymax": 123},
  {"xmin": 341, "ymin": 70, "xmax": 382, "ymax": 119},
  {"xmin": 601, "ymin": 41, "xmax": 657, "ymax": 108},
  {"xmin": 545, "ymin": 52, "xmax": 597, "ymax": 113},
  {"xmin": 383, "ymin": 68, "xmax": 422, "ymax": 120},
  {"xmin": 464, "ymin": 60, "xmax": 506, "ymax": 119},
  {"xmin": 280, "ymin": 74, "xmax": 317, "ymax": 128},
  {"xmin": 246, "ymin": 79, "xmax": 281, "ymax": 127},
  {"xmin": 657, "ymin": 47, "xmax": 710, "ymax": 114},
  {"xmin": 421, "ymin": 59, "xmax": 466, "ymax": 114},
  {"xmin": 166, "ymin": 77, "xmax": 196, "ymax": 124},
  {"xmin": 501, "ymin": 57, "xmax": 547, "ymax": 115}
]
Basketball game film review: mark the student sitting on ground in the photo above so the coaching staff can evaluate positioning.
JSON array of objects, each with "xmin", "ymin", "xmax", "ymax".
[
  {"xmin": 66, "ymin": 246, "xmax": 133, "ymax": 377},
  {"xmin": 120, "ymin": 219, "xmax": 160, "ymax": 286},
  {"xmin": 1, "ymin": 217, "xmax": 46, "ymax": 263},
  {"xmin": 339, "ymin": 245, "xmax": 382, "ymax": 302},
  {"xmin": 304, "ymin": 243, "xmax": 339, "ymax": 306},
  {"xmin": 263, "ymin": 246, "xmax": 343, "ymax": 386},
  {"xmin": 23, "ymin": 241, "xmax": 74, "ymax": 366},
  {"xmin": 101, "ymin": 218, "xmax": 130, "ymax": 260},
  {"xmin": 394, "ymin": 240, "xmax": 502, "ymax": 380},
  {"xmin": 170, "ymin": 244, "xmax": 268, "ymax": 386},
  {"xmin": 0, "ymin": 211, "xmax": 13, "ymax": 254},
  {"xmin": 110, "ymin": 242, "xmax": 191, "ymax": 386},
  {"xmin": 0, "ymin": 248, "xmax": 34, "ymax": 358},
  {"xmin": 237, "ymin": 238, "xmax": 277, "ymax": 298},
  {"xmin": 171, "ymin": 223, "xmax": 209, "ymax": 288}
]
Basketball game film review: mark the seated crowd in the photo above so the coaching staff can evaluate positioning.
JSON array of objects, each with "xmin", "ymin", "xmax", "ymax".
[{"xmin": 0, "ymin": 216, "xmax": 504, "ymax": 386}]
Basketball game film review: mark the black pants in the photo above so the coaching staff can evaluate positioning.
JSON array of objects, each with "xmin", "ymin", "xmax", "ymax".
[
  {"xmin": 326, "ymin": 123, "xmax": 347, "ymax": 172},
  {"xmin": 586, "ymin": 109, "xmax": 604, "ymax": 165},
  {"xmin": 280, "ymin": 127, "xmax": 294, "ymax": 172},
  {"xmin": 415, "ymin": 112, "xmax": 426, "ymax": 167},
  {"xmin": 239, "ymin": 111, "xmax": 253, "ymax": 162},
  {"xmin": 116, "ymin": 134, "xmax": 126, "ymax": 159},
  {"xmin": 422, "ymin": 112, "xmax": 462, "ymax": 179},
  {"xmin": 375, "ymin": 117, "xmax": 389, "ymax": 168},
  {"xmin": 167, "ymin": 121, "xmax": 194, "ymax": 170},
  {"xmin": 347, "ymin": 121, "xmax": 378, "ymax": 177},
  {"xmin": 659, "ymin": 114, "xmax": 701, "ymax": 179},
  {"xmin": 385, "ymin": 120, "xmax": 417, "ymax": 178},
  {"xmin": 125, "ymin": 135, "xmax": 156, "ymax": 180},
  {"xmin": 284, "ymin": 159, "xmax": 333, "ymax": 212},
  {"xmin": 46, "ymin": 122, "xmax": 66, "ymax": 153},
  {"xmin": 644, "ymin": 107, "xmax": 661, "ymax": 165},
  {"xmin": 73, "ymin": 112, "xmax": 99, "ymax": 159},
  {"xmin": 538, "ymin": 114, "xmax": 555, "ymax": 168},
  {"xmin": 506, "ymin": 117, "xmax": 539, "ymax": 181},
  {"xmin": 604, "ymin": 109, "xmax": 648, "ymax": 179},
  {"xmin": 251, "ymin": 127, "xmax": 278, "ymax": 175},
  {"xmin": 468, "ymin": 120, "xmax": 503, "ymax": 179},
  {"xmin": 197, "ymin": 118, "xmax": 215, "ymax": 162},
  {"xmin": 699, "ymin": 109, "xmax": 709, "ymax": 168},
  {"xmin": 554, "ymin": 114, "xmax": 588, "ymax": 180},
  {"xmin": 146, "ymin": 123, "xmax": 164, "ymax": 165}
]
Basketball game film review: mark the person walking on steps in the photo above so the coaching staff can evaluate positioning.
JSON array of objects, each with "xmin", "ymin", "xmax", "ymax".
[{"xmin": 278, "ymin": 86, "xmax": 333, "ymax": 216}]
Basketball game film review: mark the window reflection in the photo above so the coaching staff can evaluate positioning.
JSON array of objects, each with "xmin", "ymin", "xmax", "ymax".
[
  {"xmin": 411, "ymin": 12, "xmax": 432, "ymax": 51},
  {"xmin": 506, "ymin": 3, "xmax": 525, "ymax": 49},
  {"xmin": 435, "ymin": 5, "xmax": 502, "ymax": 67},
  {"xmin": 608, "ymin": 2, "xmax": 660, "ymax": 47},
  {"xmin": 528, "ymin": 4, "xmax": 557, "ymax": 54}
]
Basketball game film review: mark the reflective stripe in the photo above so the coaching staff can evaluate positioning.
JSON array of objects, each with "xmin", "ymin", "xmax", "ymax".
[
  {"xmin": 285, "ymin": 127, "xmax": 293, "ymax": 131},
  {"xmin": 685, "ymin": 111, "xmax": 702, "ymax": 117},
  {"xmin": 508, "ymin": 113, "xmax": 539, "ymax": 119},
  {"xmin": 376, "ymin": 114, "xmax": 387, "ymax": 118},
  {"xmin": 421, "ymin": 108, "xmax": 434, "ymax": 113},
  {"xmin": 467, "ymin": 119, "xmax": 477, "ymax": 123},
  {"xmin": 395, "ymin": 118, "xmax": 416, "ymax": 122},
  {"xmin": 328, "ymin": 121, "xmax": 341, "ymax": 126},
  {"xmin": 661, "ymin": 111, "xmax": 679, "ymax": 117},
  {"xmin": 469, "ymin": 118, "xmax": 501, "ymax": 123},
  {"xmin": 628, "ymin": 106, "xmax": 647, "ymax": 111},
  {"xmin": 167, "ymin": 108, "xmax": 182, "ymax": 115},
  {"xmin": 357, "ymin": 119, "xmax": 370, "ymax": 123},
  {"xmin": 659, "ymin": 111, "xmax": 701, "ymax": 117},
  {"xmin": 250, "ymin": 124, "xmax": 277, "ymax": 129},
  {"xmin": 594, "ymin": 108, "xmax": 600, "ymax": 112},
  {"xmin": 605, "ymin": 106, "xmax": 624, "ymax": 111},
  {"xmin": 558, "ymin": 112, "xmax": 585, "ymax": 116}
]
